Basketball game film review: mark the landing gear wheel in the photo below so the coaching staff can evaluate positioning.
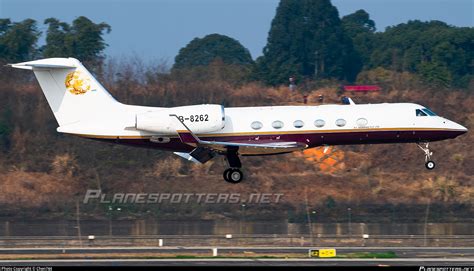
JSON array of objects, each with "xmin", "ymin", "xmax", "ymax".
[
  {"xmin": 425, "ymin": 161, "xmax": 435, "ymax": 170},
  {"xmin": 223, "ymin": 168, "xmax": 232, "ymax": 182},
  {"xmin": 229, "ymin": 168, "xmax": 243, "ymax": 183},
  {"xmin": 223, "ymin": 168, "xmax": 243, "ymax": 184}
]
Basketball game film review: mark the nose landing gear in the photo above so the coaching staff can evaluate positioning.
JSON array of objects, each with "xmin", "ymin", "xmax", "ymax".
[{"xmin": 417, "ymin": 142, "xmax": 435, "ymax": 170}]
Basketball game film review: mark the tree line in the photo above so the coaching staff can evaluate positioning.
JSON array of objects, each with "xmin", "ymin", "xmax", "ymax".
[
  {"xmin": 0, "ymin": 16, "xmax": 110, "ymax": 67},
  {"xmin": 173, "ymin": 0, "xmax": 473, "ymax": 89},
  {"xmin": 1, "ymin": 0, "xmax": 473, "ymax": 88}
]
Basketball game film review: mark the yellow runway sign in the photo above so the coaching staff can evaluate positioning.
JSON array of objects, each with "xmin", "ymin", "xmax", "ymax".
[{"xmin": 309, "ymin": 248, "xmax": 337, "ymax": 258}]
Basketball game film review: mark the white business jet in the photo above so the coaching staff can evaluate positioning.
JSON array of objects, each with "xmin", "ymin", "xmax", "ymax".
[{"xmin": 9, "ymin": 58, "xmax": 468, "ymax": 183}]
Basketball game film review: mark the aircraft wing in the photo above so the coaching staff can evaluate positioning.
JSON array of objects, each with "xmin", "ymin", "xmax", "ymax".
[
  {"xmin": 170, "ymin": 114, "xmax": 307, "ymax": 162},
  {"xmin": 173, "ymin": 137, "xmax": 306, "ymax": 163}
]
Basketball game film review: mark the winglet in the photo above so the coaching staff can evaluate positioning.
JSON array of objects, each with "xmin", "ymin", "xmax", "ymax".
[{"xmin": 169, "ymin": 114, "xmax": 201, "ymax": 144}]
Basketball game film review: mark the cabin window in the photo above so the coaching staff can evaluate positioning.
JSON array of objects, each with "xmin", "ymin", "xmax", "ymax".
[
  {"xmin": 356, "ymin": 118, "xmax": 368, "ymax": 127},
  {"xmin": 314, "ymin": 119, "xmax": 325, "ymax": 128},
  {"xmin": 272, "ymin": 120, "xmax": 284, "ymax": 129},
  {"xmin": 335, "ymin": 119, "xmax": 346, "ymax": 127},
  {"xmin": 293, "ymin": 120, "xmax": 304, "ymax": 128},
  {"xmin": 251, "ymin": 121, "xmax": 263, "ymax": 130},
  {"xmin": 416, "ymin": 109, "xmax": 427, "ymax": 117}
]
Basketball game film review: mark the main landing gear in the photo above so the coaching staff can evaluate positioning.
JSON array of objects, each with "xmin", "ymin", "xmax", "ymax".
[
  {"xmin": 223, "ymin": 148, "xmax": 243, "ymax": 184},
  {"xmin": 417, "ymin": 142, "xmax": 435, "ymax": 170}
]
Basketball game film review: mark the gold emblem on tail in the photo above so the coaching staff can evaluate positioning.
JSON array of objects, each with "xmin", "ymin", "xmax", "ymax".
[{"xmin": 65, "ymin": 71, "xmax": 91, "ymax": 95}]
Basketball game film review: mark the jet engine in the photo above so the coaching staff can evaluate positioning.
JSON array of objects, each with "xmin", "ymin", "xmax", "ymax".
[{"xmin": 135, "ymin": 104, "xmax": 225, "ymax": 134}]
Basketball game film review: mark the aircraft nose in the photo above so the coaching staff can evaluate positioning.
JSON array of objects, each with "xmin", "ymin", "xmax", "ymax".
[
  {"xmin": 442, "ymin": 118, "xmax": 468, "ymax": 138},
  {"xmin": 451, "ymin": 121, "xmax": 468, "ymax": 134}
]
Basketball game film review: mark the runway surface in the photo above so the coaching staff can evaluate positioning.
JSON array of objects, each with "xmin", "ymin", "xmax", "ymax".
[
  {"xmin": 1, "ymin": 246, "xmax": 474, "ymax": 266},
  {"xmin": 1, "ymin": 246, "xmax": 474, "ymax": 258},
  {"xmin": 2, "ymin": 258, "xmax": 474, "ymax": 266}
]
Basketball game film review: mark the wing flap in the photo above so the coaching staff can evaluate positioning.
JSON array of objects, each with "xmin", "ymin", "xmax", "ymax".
[{"xmin": 199, "ymin": 139, "xmax": 305, "ymax": 150}]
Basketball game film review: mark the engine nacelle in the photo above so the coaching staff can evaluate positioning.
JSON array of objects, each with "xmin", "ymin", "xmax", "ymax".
[{"xmin": 136, "ymin": 104, "xmax": 225, "ymax": 134}]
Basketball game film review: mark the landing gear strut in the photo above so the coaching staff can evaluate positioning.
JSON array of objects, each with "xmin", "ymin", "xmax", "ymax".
[
  {"xmin": 223, "ymin": 147, "xmax": 243, "ymax": 183},
  {"xmin": 417, "ymin": 142, "xmax": 435, "ymax": 170}
]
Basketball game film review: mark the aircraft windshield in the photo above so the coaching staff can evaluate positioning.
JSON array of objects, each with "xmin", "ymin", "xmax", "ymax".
[
  {"xmin": 422, "ymin": 108, "xmax": 437, "ymax": 116},
  {"xmin": 416, "ymin": 109, "xmax": 427, "ymax": 116},
  {"xmin": 416, "ymin": 108, "xmax": 437, "ymax": 117}
]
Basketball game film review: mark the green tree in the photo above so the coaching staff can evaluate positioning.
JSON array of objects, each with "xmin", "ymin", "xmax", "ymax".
[
  {"xmin": 418, "ymin": 61, "xmax": 452, "ymax": 88},
  {"xmin": 173, "ymin": 33, "xmax": 253, "ymax": 69},
  {"xmin": 341, "ymin": 9, "xmax": 375, "ymax": 35},
  {"xmin": 368, "ymin": 20, "xmax": 473, "ymax": 88},
  {"xmin": 256, "ymin": 0, "xmax": 360, "ymax": 85},
  {"xmin": 0, "ymin": 19, "xmax": 40, "ymax": 62},
  {"xmin": 0, "ymin": 107, "xmax": 12, "ymax": 151},
  {"xmin": 43, "ymin": 16, "xmax": 111, "ymax": 66},
  {"xmin": 342, "ymin": 9, "xmax": 376, "ymax": 68},
  {"xmin": 42, "ymin": 18, "xmax": 70, "ymax": 58}
]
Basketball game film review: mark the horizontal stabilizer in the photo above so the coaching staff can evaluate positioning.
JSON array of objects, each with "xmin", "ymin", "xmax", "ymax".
[{"xmin": 8, "ymin": 58, "xmax": 77, "ymax": 70}]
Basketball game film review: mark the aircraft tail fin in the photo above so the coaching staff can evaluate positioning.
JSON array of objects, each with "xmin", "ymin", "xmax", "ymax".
[{"xmin": 9, "ymin": 58, "xmax": 122, "ymax": 126}]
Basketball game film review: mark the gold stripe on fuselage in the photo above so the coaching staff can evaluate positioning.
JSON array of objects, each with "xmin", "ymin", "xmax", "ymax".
[{"xmin": 71, "ymin": 127, "xmax": 461, "ymax": 140}]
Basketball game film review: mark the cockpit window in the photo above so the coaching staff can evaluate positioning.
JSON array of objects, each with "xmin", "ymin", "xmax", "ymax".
[
  {"xmin": 422, "ymin": 108, "xmax": 437, "ymax": 116},
  {"xmin": 416, "ymin": 109, "xmax": 427, "ymax": 116}
]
